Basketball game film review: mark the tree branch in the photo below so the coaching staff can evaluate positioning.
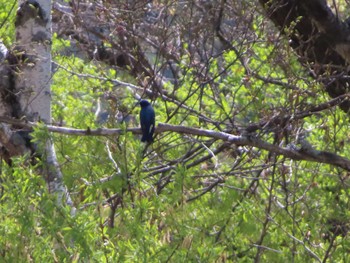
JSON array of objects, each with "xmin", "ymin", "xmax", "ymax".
[{"xmin": 1, "ymin": 116, "xmax": 350, "ymax": 171}]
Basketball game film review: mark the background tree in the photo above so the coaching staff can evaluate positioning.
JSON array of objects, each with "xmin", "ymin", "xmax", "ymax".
[
  {"xmin": 260, "ymin": 0, "xmax": 350, "ymax": 112},
  {"xmin": 0, "ymin": 0, "xmax": 350, "ymax": 262}
]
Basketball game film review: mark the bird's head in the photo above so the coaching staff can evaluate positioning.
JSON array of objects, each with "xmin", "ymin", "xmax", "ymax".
[{"xmin": 139, "ymin": 99, "xmax": 151, "ymax": 108}]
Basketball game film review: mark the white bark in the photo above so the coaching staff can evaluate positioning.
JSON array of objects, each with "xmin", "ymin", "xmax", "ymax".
[
  {"xmin": 14, "ymin": 0, "xmax": 74, "ymax": 211},
  {"xmin": 15, "ymin": 0, "xmax": 52, "ymax": 122}
]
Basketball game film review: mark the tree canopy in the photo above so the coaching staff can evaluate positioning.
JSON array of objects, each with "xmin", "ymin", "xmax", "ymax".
[{"xmin": 1, "ymin": 0, "xmax": 350, "ymax": 262}]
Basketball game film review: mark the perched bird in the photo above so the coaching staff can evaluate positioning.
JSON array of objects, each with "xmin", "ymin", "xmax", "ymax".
[{"xmin": 139, "ymin": 99, "xmax": 155, "ymax": 143}]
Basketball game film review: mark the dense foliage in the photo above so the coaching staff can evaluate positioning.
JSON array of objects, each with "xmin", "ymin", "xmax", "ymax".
[{"xmin": 1, "ymin": 1, "xmax": 350, "ymax": 262}]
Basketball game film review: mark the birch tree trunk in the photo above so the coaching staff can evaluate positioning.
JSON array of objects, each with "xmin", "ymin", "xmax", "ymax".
[
  {"xmin": 15, "ymin": 0, "xmax": 51, "ymax": 122},
  {"xmin": 8, "ymin": 0, "xmax": 73, "ymax": 208}
]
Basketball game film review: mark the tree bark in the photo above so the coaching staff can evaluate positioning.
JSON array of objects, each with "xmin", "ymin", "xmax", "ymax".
[
  {"xmin": 15, "ymin": 0, "xmax": 52, "ymax": 122},
  {"xmin": 0, "ymin": 0, "xmax": 74, "ymax": 208}
]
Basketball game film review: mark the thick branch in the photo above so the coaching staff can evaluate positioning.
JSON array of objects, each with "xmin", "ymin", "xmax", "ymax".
[
  {"xmin": 259, "ymin": 0, "xmax": 350, "ymax": 112},
  {"xmin": 1, "ymin": 117, "xmax": 350, "ymax": 171}
]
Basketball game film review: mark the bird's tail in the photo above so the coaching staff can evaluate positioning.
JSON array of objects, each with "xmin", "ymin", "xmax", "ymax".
[{"xmin": 141, "ymin": 134, "xmax": 154, "ymax": 143}]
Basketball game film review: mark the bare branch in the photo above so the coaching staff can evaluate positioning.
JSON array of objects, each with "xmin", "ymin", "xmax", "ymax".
[
  {"xmin": 1, "ymin": 116, "xmax": 350, "ymax": 171},
  {"xmin": 246, "ymin": 92, "xmax": 350, "ymax": 132}
]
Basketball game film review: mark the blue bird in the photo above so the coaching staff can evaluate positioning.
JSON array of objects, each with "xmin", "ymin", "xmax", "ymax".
[{"xmin": 139, "ymin": 99, "xmax": 155, "ymax": 143}]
